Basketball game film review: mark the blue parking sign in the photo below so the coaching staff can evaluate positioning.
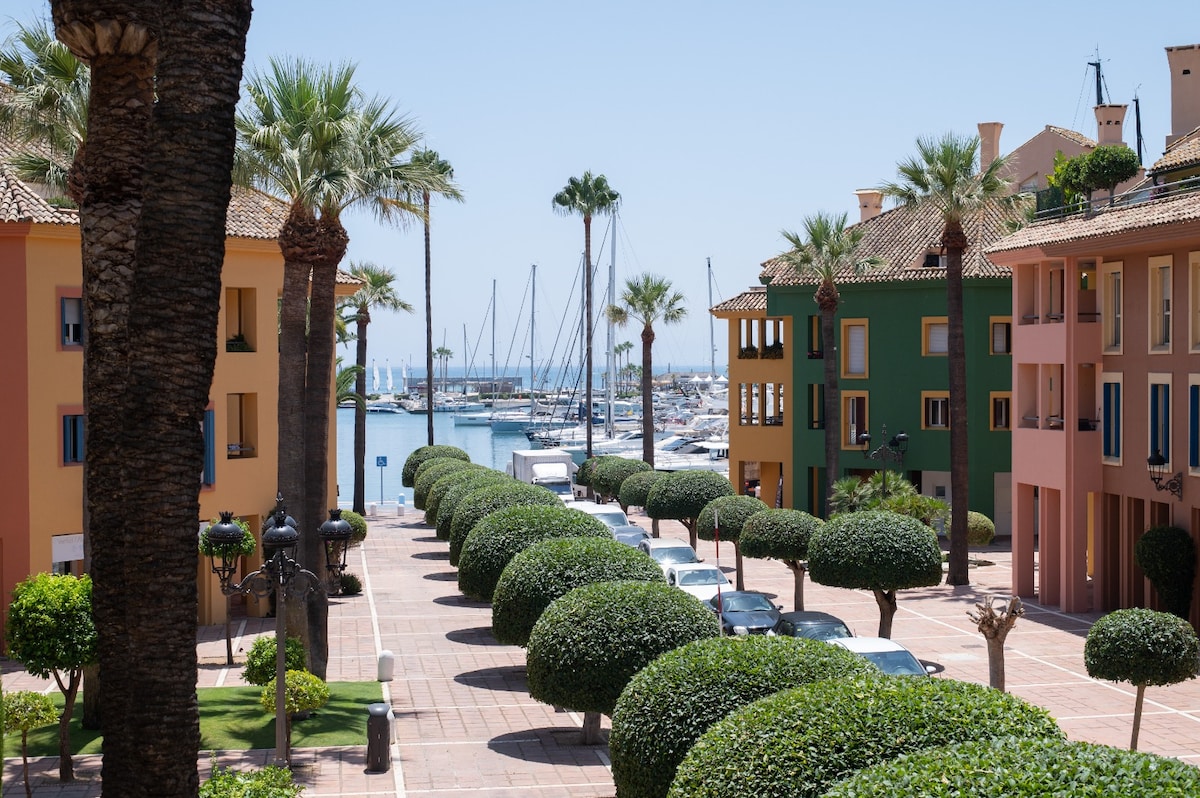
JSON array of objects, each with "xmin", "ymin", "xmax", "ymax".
[{"xmin": 376, "ymin": 456, "xmax": 388, "ymax": 467}]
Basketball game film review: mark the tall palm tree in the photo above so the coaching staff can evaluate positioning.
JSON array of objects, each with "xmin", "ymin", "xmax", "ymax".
[
  {"xmin": 235, "ymin": 56, "xmax": 447, "ymax": 677},
  {"xmin": 410, "ymin": 149, "xmax": 462, "ymax": 446},
  {"xmin": 777, "ymin": 212, "xmax": 883, "ymax": 509},
  {"xmin": 342, "ymin": 262, "xmax": 412, "ymax": 514},
  {"xmin": 335, "ymin": 358, "xmax": 363, "ymax": 407},
  {"xmin": 615, "ymin": 340, "xmax": 633, "ymax": 393},
  {"xmin": 879, "ymin": 133, "xmax": 1015, "ymax": 586},
  {"xmin": 434, "ymin": 345, "xmax": 453, "ymax": 392},
  {"xmin": 553, "ymin": 171, "xmax": 620, "ymax": 458},
  {"xmin": 605, "ymin": 274, "xmax": 686, "ymax": 465}
]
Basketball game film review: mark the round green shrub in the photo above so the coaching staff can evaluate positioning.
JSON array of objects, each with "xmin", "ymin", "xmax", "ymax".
[
  {"xmin": 339, "ymin": 573, "xmax": 362, "ymax": 595},
  {"xmin": 667, "ymin": 677, "xmax": 1063, "ymax": 798},
  {"xmin": 575, "ymin": 456, "xmax": 602, "ymax": 487},
  {"xmin": 434, "ymin": 470, "xmax": 509, "ymax": 540},
  {"xmin": 413, "ymin": 458, "xmax": 477, "ymax": 510},
  {"xmin": 402, "ymin": 445, "xmax": 470, "ymax": 487},
  {"xmin": 447, "ymin": 482, "xmax": 562, "ymax": 566},
  {"xmin": 1084, "ymin": 607, "xmax": 1200, "ymax": 687},
  {"xmin": 807, "ymin": 510, "xmax": 943, "ymax": 592},
  {"xmin": 425, "ymin": 466, "xmax": 492, "ymax": 528},
  {"xmin": 201, "ymin": 764, "xmax": 302, "ymax": 798},
  {"xmin": 646, "ymin": 470, "xmax": 736, "ymax": 523},
  {"xmin": 3, "ymin": 690, "xmax": 58, "ymax": 735},
  {"xmin": 594, "ymin": 456, "xmax": 652, "ymax": 504},
  {"xmin": 966, "ymin": 510, "xmax": 996, "ymax": 546},
  {"xmin": 457, "ymin": 505, "xmax": 611, "ymax": 601},
  {"xmin": 619, "ymin": 470, "xmax": 667, "ymax": 511},
  {"xmin": 738, "ymin": 509, "xmax": 823, "ymax": 562},
  {"xmin": 340, "ymin": 509, "xmax": 368, "ymax": 545},
  {"xmin": 610, "ymin": 636, "xmax": 877, "ymax": 798},
  {"xmin": 695, "ymin": 494, "xmax": 769, "ymax": 544},
  {"xmin": 492, "ymin": 537, "xmax": 665, "ymax": 646},
  {"xmin": 1135, "ymin": 525, "xmax": 1197, "ymax": 619},
  {"xmin": 823, "ymin": 736, "xmax": 1200, "ymax": 797},
  {"xmin": 527, "ymin": 580, "xmax": 720, "ymax": 717},
  {"xmin": 243, "ymin": 636, "xmax": 307, "ymax": 686},
  {"xmin": 259, "ymin": 669, "xmax": 330, "ymax": 716}
]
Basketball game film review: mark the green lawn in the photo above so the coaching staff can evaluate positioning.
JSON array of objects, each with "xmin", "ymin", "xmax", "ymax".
[{"xmin": 6, "ymin": 681, "xmax": 383, "ymax": 757}]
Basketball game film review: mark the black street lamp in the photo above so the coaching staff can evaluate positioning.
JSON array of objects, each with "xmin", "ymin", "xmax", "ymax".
[
  {"xmin": 858, "ymin": 424, "xmax": 909, "ymax": 497},
  {"xmin": 1147, "ymin": 450, "xmax": 1183, "ymax": 500}
]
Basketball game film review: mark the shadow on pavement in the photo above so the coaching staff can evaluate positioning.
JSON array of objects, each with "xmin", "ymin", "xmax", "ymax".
[
  {"xmin": 455, "ymin": 664, "xmax": 528, "ymax": 692},
  {"xmin": 413, "ymin": 550, "xmax": 450, "ymax": 560},
  {"xmin": 487, "ymin": 727, "xmax": 608, "ymax": 760},
  {"xmin": 413, "ymin": 536, "xmax": 442, "ymax": 543},
  {"xmin": 423, "ymin": 571, "xmax": 459, "ymax": 581},
  {"xmin": 445, "ymin": 626, "xmax": 503, "ymax": 646},
  {"xmin": 433, "ymin": 594, "xmax": 489, "ymax": 608}
]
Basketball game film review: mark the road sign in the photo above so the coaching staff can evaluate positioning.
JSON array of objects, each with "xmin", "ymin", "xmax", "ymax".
[{"xmin": 376, "ymin": 456, "xmax": 388, "ymax": 467}]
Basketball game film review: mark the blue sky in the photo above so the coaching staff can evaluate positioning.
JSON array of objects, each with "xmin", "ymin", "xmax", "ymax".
[{"xmin": 5, "ymin": 1, "xmax": 1191, "ymax": 380}]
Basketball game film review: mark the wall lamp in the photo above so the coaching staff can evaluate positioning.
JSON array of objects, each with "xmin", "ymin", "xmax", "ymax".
[{"xmin": 1147, "ymin": 450, "xmax": 1183, "ymax": 500}]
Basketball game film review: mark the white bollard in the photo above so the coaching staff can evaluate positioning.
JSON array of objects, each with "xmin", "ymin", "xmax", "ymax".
[
  {"xmin": 397, "ymin": 493, "xmax": 406, "ymax": 516},
  {"xmin": 368, "ymin": 503, "xmax": 377, "ymax": 517},
  {"xmin": 378, "ymin": 650, "xmax": 395, "ymax": 682}
]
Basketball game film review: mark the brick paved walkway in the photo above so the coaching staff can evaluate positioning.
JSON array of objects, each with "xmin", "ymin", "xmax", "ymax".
[{"xmin": 5, "ymin": 507, "xmax": 1200, "ymax": 795}]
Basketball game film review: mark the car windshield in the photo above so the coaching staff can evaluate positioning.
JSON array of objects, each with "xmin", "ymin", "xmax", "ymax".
[
  {"xmin": 655, "ymin": 547, "xmax": 697, "ymax": 564},
  {"xmin": 678, "ymin": 569, "xmax": 728, "ymax": 587},
  {"xmin": 594, "ymin": 512, "xmax": 627, "ymax": 527},
  {"xmin": 861, "ymin": 650, "xmax": 926, "ymax": 676},
  {"xmin": 718, "ymin": 594, "xmax": 773, "ymax": 612},
  {"xmin": 789, "ymin": 622, "xmax": 852, "ymax": 641}
]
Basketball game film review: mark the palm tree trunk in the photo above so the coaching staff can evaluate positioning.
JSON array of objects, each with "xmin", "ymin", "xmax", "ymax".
[
  {"xmin": 945, "ymin": 229, "xmax": 970, "ymax": 586},
  {"xmin": 424, "ymin": 192, "xmax": 435, "ymax": 445},
  {"xmin": 821, "ymin": 306, "xmax": 840, "ymax": 514},
  {"xmin": 353, "ymin": 313, "xmax": 368, "ymax": 513},
  {"xmin": 641, "ymin": 325, "xmax": 655, "ymax": 465},
  {"xmin": 584, "ymin": 215, "xmax": 594, "ymax": 459}
]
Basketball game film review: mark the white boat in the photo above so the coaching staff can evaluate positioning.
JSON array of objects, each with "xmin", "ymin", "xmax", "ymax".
[
  {"xmin": 365, "ymin": 401, "xmax": 404, "ymax": 414},
  {"xmin": 452, "ymin": 411, "xmax": 493, "ymax": 426},
  {"xmin": 489, "ymin": 408, "xmax": 535, "ymax": 433}
]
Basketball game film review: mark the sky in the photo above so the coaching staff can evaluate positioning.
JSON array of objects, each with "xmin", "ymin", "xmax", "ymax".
[{"xmin": 5, "ymin": 1, "xmax": 1195, "ymax": 382}]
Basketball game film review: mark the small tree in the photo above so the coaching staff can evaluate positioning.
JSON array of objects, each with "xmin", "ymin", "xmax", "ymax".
[
  {"xmin": 738, "ymin": 509, "xmax": 824, "ymax": 610},
  {"xmin": 807, "ymin": 510, "xmax": 943, "ymax": 637},
  {"xmin": 527, "ymin": 580, "xmax": 719, "ymax": 744},
  {"xmin": 619, "ymin": 470, "xmax": 667, "ymax": 536},
  {"xmin": 1084, "ymin": 607, "xmax": 1199, "ymax": 750},
  {"xmin": 1082, "ymin": 144, "xmax": 1140, "ymax": 204},
  {"xmin": 401, "ymin": 444, "xmax": 470, "ymax": 487},
  {"xmin": 645, "ymin": 470, "xmax": 735, "ymax": 550},
  {"xmin": 413, "ymin": 457, "xmax": 477, "ymax": 509},
  {"xmin": 242, "ymin": 636, "xmax": 308, "ymax": 686},
  {"xmin": 967, "ymin": 595, "xmax": 1024, "ymax": 691},
  {"xmin": 695, "ymin": 495, "xmax": 768, "ymax": 590},
  {"xmin": 1135, "ymin": 525, "xmax": 1197, "ymax": 619},
  {"xmin": 259, "ymin": 670, "xmax": 330, "ymax": 764},
  {"xmin": 447, "ymin": 482, "xmax": 562, "ymax": 566},
  {"xmin": 593, "ymin": 456, "xmax": 652, "ymax": 507},
  {"xmin": 4, "ymin": 690, "xmax": 59, "ymax": 798},
  {"xmin": 491, "ymin": 537, "xmax": 664, "ymax": 646},
  {"xmin": 6, "ymin": 573, "xmax": 96, "ymax": 782}
]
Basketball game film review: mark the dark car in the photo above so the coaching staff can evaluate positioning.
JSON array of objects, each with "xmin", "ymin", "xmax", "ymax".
[
  {"xmin": 773, "ymin": 610, "xmax": 853, "ymax": 641},
  {"xmin": 612, "ymin": 525, "xmax": 651, "ymax": 548},
  {"xmin": 703, "ymin": 590, "xmax": 782, "ymax": 635}
]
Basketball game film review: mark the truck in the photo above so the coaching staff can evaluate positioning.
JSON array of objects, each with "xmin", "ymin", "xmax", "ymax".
[{"xmin": 510, "ymin": 449, "xmax": 576, "ymax": 499}]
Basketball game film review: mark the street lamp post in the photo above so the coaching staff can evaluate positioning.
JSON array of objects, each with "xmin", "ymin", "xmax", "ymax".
[
  {"xmin": 858, "ymin": 424, "xmax": 909, "ymax": 497},
  {"xmin": 205, "ymin": 495, "xmax": 349, "ymax": 766}
]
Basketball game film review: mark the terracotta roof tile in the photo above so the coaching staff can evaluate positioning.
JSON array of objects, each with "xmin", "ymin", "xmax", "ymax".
[
  {"xmin": 0, "ymin": 167, "xmax": 78, "ymax": 224},
  {"xmin": 1151, "ymin": 127, "xmax": 1200, "ymax": 175},
  {"xmin": 711, "ymin": 287, "xmax": 767, "ymax": 314},
  {"xmin": 1045, "ymin": 125, "xmax": 1097, "ymax": 149}
]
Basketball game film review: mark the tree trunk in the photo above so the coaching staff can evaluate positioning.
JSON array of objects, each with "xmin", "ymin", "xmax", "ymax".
[
  {"xmin": 1131, "ymin": 683, "xmax": 1146, "ymax": 751},
  {"xmin": 944, "ymin": 225, "xmax": 970, "ymax": 586},
  {"xmin": 685, "ymin": 518, "xmax": 697, "ymax": 551},
  {"xmin": 22, "ymin": 732, "xmax": 33, "ymax": 798},
  {"xmin": 786, "ymin": 561, "xmax": 806, "ymax": 611},
  {"xmin": 424, "ymin": 193, "xmax": 435, "ymax": 445},
  {"xmin": 985, "ymin": 637, "xmax": 1007, "ymax": 691},
  {"xmin": 873, "ymin": 588, "xmax": 897, "ymax": 638},
  {"xmin": 641, "ymin": 324, "xmax": 655, "ymax": 465},
  {"xmin": 734, "ymin": 544, "xmax": 745, "ymax": 591},
  {"xmin": 580, "ymin": 711, "xmax": 602, "ymax": 745},
  {"xmin": 820, "ymin": 304, "xmax": 840, "ymax": 512},
  {"xmin": 353, "ymin": 311, "xmax": 369, "ymax": 513},
  {"xmin": 59, "ymin": 674, "xmax": 80, "ymax": 782},
  {"xmin": 584, "ymin": 214, "xmax": 594, "ymax": 459}
]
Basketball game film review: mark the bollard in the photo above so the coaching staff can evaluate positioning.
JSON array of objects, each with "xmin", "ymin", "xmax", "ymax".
[
  {"xmin": 397, "ymin": 493, "xmax": 406, "ymax": 516},
  {"xmin": 366, "ymin": 702, "xmax": 391, "ymax": 773},
  {"xmin": 377, "ymin": 650, "xmax": 395, "ymax": 682},
  {"xmin": 368, "ymin": 503, "xmax": 377, "ymax": 517}
]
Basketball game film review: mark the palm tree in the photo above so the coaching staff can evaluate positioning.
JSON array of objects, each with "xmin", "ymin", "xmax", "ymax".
[
  {"xmin": 342, "ymin": 262, "xmax": 412, "ymax": 514},
  {"xmin": 615, "ymin": 340, "xmax": 633, "ymax": 394},
  {"xmin": 553, "ymin": 171, "xmax": 620, "ymax": 458},
  {"xmin": 879, "ymin": 133, "xmax": 1015, "ymax": 586},
  {"xmin": 335, "ymin": 358, "xmax": 363, "ymax": 407},
  {"xmin": 434, "ymin": 346, "xmax": 453, "ymax": 392},
  {"xmin": 410, "ymin": 149, "xmax": 462, "ymax": 446},
  {"xmin": 605, "ymin": 274, "xmax": 686, "ymax": 465},
  {"xmin": 777, "ymin": 212, "xmax": 883, "ymax": 509}
]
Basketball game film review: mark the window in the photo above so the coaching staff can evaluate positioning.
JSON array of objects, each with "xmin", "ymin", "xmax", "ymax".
[
  {"xmin": 841, "ymin": 319, "xmax": 867, "ymax": 378},
  {"xmin": 1189, "ymin": 251, "xmax": 1200, "ymax": 350},
  {"xmin": 61, "ymin": 296, "xmax": 83, "ymax": 347},
  {"xmin": 1150, "ymin": 256, "xmax": 1172, "ymax": 351},
  {"xmin": 62, "ymin": 414, "xmax": 85, "ymax": 464},
  {"xmin": 224, "ymin": 287, "xmax": 257, "ymax": 352},
  {"xmin": 1102, "ymin": 378, "xmax": 1121, "ymax": 460},
  {"xmin": 807, "ymin": 315, "xmax": 822, "ymax": 356},
  {"xmin": 226, "ymin": 393, "xmax": 258, "ymax": 458},
  {"xmin": 1190, "ymin": 382, "xmax": 1200, "ymax": 470},
  {"xmin": 842, "ymin": 392, "xmax": 868, "ymax": 449},
  {"xmin": 990, "ymin": 392, "xmax": 1011, "ymax": 431},
  {"xmin": 202, "ymin": 408, "xmax": 216, "ymax": 485},
  {"xmin": 1150, "ymin": 379, "xmax": 1170, "ymax": 462},
  {"xmin": 1103, "ymin": 264, "xmax": 1122, "ymax": 351},
  {"xmin": 807, "ymin": 383, "xmax": 824, "ymax": 430},
  {"xmin": 990, "ymin": 317, "xmax": 1012, "ymax": 354},
  {"xmin": 922, "ymin": 391, "xmax": 949, "ymax": 429},
  {"xmin": 922, "ymin": 317, "xmax": 948, "ymax": 356}
]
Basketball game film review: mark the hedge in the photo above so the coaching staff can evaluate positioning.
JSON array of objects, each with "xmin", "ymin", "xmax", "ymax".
[
  {"xmin": 966, "ymin": 510, "xmax": 996, "ymax": 546},
  {"xmin": 447, "ymin": 482, "xmax": 561, "ymax": 566},
  {"xmin": 402, "ymin": 445, "xmax": 470, "ymax": 487},
  {"xmin": 619, "ymin": 470, "xmax": 667, "ymax": 511},
  {"xmin": 593, "ymin": 457, "xmax": 652, "ymax": 505},
  {"xmin": 425, "ymin": 467, "xmax": 498, "ymax": 529},
  {"xmin": 433, "ymin": 470, "xmax": 509, "ymax": 540},
  {"xmin": 610, "ymin": 635, "xmax": 876, "ymax": 798},
  {"xmin": 413, "ymin": 458, "xmax": 478, "ymax": 510},
  {"xmin": 491, "ymin": 536, "xmax": 664, "ymax": 646},
  {"xmin": 668, "ymin": 677, "xmax": 1062, "ymax": 798},
  {"xmin": 457, "ymin": 506, "xmax": 611, "ymax": 601},
  {"xmin": 1135, "ymin": 525, "xmax": 1197, "ymax": 618}
]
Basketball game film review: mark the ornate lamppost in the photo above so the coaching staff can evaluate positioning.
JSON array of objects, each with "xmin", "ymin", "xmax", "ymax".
[
  {"xmin": 1147, "ymin": 450, "xmax": 1183, "ymax": 500},
  {"xmin": 858, "ymin": 424, "xmax": 909, "ymax": 497}
]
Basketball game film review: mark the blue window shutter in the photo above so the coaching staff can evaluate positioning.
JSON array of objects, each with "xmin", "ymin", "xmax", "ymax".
[
  {"xmin": 203, "ymin": 409, "xmax": 216, "ymax": 485},
  {"xmin": 1114, "ymin": 383, "xmax": 1121, "ymax": 458},
  {"xmin": 1151, "ymin": 384, "xmax": 1160, "ymax": 457},
  {"xmin": 1102, "ymin": 384, "xmax": 1112, "ymax": 456},
  {"xmin": 1191, "ymin": 386, "xmax": 1199, "ymax": 468},
  {"xmin": 1164, "ymin": 384, "xmax": 1170, "ymax": 462}
]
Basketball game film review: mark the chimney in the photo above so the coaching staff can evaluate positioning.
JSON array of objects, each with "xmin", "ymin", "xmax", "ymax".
[
  {"xmin": 977, "ymin": 122, "xmax": 1003, "ymax": 171},
  {"xmin": 854, "ymin": 189, "xmax": 883, "ymax": 223},
  {"xmin": 1094, "ymin": 104, "xmax": 1128, "ymax": 146},
  {"xmin": 1166, "ymin": 44, "xmax": 1200, "ymax": 147}
]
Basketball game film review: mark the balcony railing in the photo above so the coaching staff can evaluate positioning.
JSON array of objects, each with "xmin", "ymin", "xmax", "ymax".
[{"xmin": 1034, "ymin": 174, "xmax": 1200, "ymax": 221}]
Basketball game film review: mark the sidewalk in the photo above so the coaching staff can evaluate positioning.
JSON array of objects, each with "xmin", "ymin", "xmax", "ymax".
[{"xmin": 5, "ymin": 509, "xmax": 1200, "ymax": 795}]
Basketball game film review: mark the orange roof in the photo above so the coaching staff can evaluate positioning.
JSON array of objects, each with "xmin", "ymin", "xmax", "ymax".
[
  {"xmin": 1151, "ymin": 127, "xmax": 1200, "ymax": 175},
  {"xmin": 711, "ymin": 287, "xmax": 768, "ymax": 314}
]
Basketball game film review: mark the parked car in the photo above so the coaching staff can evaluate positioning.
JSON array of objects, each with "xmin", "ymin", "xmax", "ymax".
[
  {"xmin": 569, "ymin": 500, "xmax": 632, "ymax": 529},
  {"xmin": 703, "ymin": 590, "xmax": 782, "ymax": 635},
  {"xmin": 773, "ymin": 610, "xmax": 853, "ymax": 641},
  {"xmin": 828, "ymin": 636, "xmax": 935, "ymax": 676},
  {"xmin": 665, "ymin": 563, "xmax": 732, "ymax": 602},
  {"xmin": 638, "ymin": 538, "xmax": 701, "ymax": 573},
  {"xmin": 612, "ymin": 525, "xmax": 651, "ymax": 548}
]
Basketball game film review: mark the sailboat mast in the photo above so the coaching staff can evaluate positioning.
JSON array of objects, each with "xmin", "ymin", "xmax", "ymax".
[
  {"xmin": 606, "ymin": 217, "xmax": 616, "ymax": 438},
  {"xmin": 708, "ymin": 257, "xmax": 715, "ymax": 378},
  {"xmin": 491, "ymin": 279, "xmax": 497, "ymax": 398},
  {"xmin": 463, "ymin": 324, "xmax": 468, "ymax": 397},
  {"xmin": 530, "ymin": 264, "xmax": 536, "ymax": 419}
]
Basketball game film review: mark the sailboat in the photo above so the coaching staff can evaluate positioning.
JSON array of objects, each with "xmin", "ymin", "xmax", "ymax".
[
  {"xmin": 386, "ymin": 358, "xmax": 394, "ymax": 394},
  {"xmin": 371, "ymin": 359, "xmax": 380, "ymax": 394}
]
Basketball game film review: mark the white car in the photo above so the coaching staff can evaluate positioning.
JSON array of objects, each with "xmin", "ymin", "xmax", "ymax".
[
  {"xmin": 568, "ymin": 500, "xmax": 631, "ymax": 529},
  {"xmin": 665, "ymin": 563, "xmax": 731, "ymax": 602},
  {"xmin": 828, "ymin": 637, "xmax": 935, "ymax": 676},
  {"xmin": 638, "ymin": 538, "xmax": 702, "ymax": 573}
]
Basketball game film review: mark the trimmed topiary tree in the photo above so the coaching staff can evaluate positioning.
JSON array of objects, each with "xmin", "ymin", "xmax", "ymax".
[
  {"xmin": 667, "ymin": 676, "xmax": 1063, "ymax": 798},
  {"xmin": 1082, "ymin": 144, "xmax": 1140, "ymax": 204},
  {"xmin": 695, "ymin": 495, "xmax": 768, "ymax": 591},
  {"xmin": 1084, "ymin": 607, "xmax": 1199, "ymax": 750},
  {"xmin": 434, "ymin": 470, "xmax": 510, "ymax": 540},
  {"xmin": 425, "ymin": 467, "xmax": 497, "ymax": 529},
  {"xmin": 402, "ymin": 445, "xmax": 470, "ymax": 487},
  {"xmin": 5, "ymin": 690, "xmax": 59, "ymax": 798},
  {"xmin": 610, "ymin": 635, "xmax": 877, "ymax": 798},
  {"xmin": 575, "ymin": 456, "xmax": 602, "ymax": 488},
  {"xmin": 340, "ymin": 509, "xmax": 368, "ymax": 546},
  {"xmin": 413, "ymin": 457, "xmax": 478, "ymax": 510},
  {"xmin": 259, "ymin": 670, "xmax": 330, "ymax": 765},
  {"xmin": 594, "ymin": 456, "xmax": 652, "ymax": 507},
  {"xmin": 620, "ymin": 469, "xmax": 668, "ymax": 536},
  {"xmin": 824, "ymin": 736, "xmax": 1200, "ymax": 797},
  {"xmin": 738, "ymin": 508, "xmax": 823, "ymax": 611},
  {"xmin": 527, "ymin": 580, "xmax": 720, "ymax": 744},
  {"xmin": 448, "ymin": 482, "xmax": 562, "ymax": 566},
  {"xmin": 646, "ymin": 470, "xmax": 736, "ymax": 550},
  {"xmin": 492, "ymin": 536, "xmax": 665, "ymax": 646},
  {"xmin": 966, "ymin": 510, "xmax": 996, "ymax": 546},
  {"xmin": 807, "ymin": 510, "xmax": 943, "ymax": 638},
  {"xmin": 458, "ymin": 505, "xmax": 611, "ymax": 601},
  {"xmin": 1135, "ymin": 525, "xmax": 1197, "ymax": 619}
]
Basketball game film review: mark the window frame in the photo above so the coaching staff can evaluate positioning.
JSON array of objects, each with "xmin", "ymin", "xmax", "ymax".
[
  {"xmin": 921, "ymin": 390, "xmax": 950, "ymax": 430},
  {"xmin": 1102, "ymin": 262, "xmax": 1123, "ymax": 354},
  {"xmin": 1149, "ymin": 255, "xmax": 1173, "ymax": 353},
  {"xmin": 61, "ymin": 411, "xmax": 85, "ymax": 466},
  {"xmin": 1189, "ymin": 377, "xmax": 1200, "ymax": 473},
  {"xmin": 58, "ymin": 290, "xmax": 83, "ymax": 350},
  {"xmin": 840, "ymin": 318, "xmax": 868, "ymax": 379},
  {"xmin": 989, "ymin": 316, "xmax": 1012, "ymax": 355},
  {"xmin": 989, "ymin": 391, "xmax": 1012, "ymax": 431},
  {"xmin": 1101, "ymin": 374, "xmax": 1122, "ymax": 463},
  {"xmin": 921, "ymin": 316, "xmax": 949, "ymax": 357},
  {"xmin": 841, "ymin": 390, "xmax": 868, "ymax": 449},
  {"xmin": 1149, "ymin": 376, "xmax": 1171, "ymax": 464},
  {"xmin": 1189, "ymin": 251, "xmax": 1200, "ymax": 352}
]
